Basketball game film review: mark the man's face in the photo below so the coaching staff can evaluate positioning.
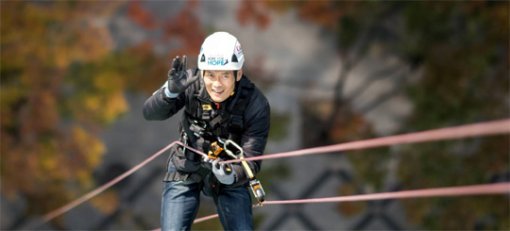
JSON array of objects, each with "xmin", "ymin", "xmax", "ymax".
[{"xmin": 203, "ymin": 70, "xmax": 241, "ymax": 103}]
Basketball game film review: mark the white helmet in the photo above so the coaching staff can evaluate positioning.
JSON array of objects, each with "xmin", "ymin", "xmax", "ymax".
[{"xmin": 198, "ymin": 32, "xmax": 244, "ymax": 71}]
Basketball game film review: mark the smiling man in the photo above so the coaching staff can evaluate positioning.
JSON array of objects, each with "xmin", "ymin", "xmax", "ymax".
[
  {"xmin": 143, "ymin": 32, "xmax": 270, "ymax": 231},
  {"xmin": 203, "ymin": 70, "xmax": 238, "ymax": 102}
]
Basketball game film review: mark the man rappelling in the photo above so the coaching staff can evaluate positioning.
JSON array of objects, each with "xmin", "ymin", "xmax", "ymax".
[{"xmin": 143, "ymin": 31, "xmax": 270, "ymax": 231}]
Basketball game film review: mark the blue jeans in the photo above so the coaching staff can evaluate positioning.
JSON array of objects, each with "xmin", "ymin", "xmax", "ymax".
[{"xmin": 161, "ymin": 168, "xmax": 253, "ymax": 230}]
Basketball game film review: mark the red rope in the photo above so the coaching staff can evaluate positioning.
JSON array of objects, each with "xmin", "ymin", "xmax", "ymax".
[
  {"xmin": 263, "ymin": 182, "xmax": 510, "ymax": 205},
  {"xmin": 193, "ymin": 214, "xmax": 220, "ymax": 224},
  {"xmin": 39, "ymin": 119, "xmax": 510, "ymax": 224},
  {"xmin": 222, "ymin": 119, "xmax": 510, "ymax": 164},
  {"xmin": 42, "ymin": 141, "xmax": 178, "ymax": 223},
  {"xmin": 41, "ymin": 140, "xmax": 207, "ymax": 224},
  {"xmin": 190, "ymin": 183, "xmax": 510, "ymax": 224}
]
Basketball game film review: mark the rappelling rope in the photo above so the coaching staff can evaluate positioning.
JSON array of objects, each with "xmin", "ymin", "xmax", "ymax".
[
  {"xmin": 42, "ymin": 141, "xmax": 179, "ymax": 223},
  {"xmin": 189, "ymin": 182, "xmax": 510, "ymax": 225},
  {"xmin": 40, "ymin": 118, "xmax": 510, "ymax": 225},
  {"xmin": 263, "ymin": 183, "xmax": 510, "ymax": 205},
  {"xmin": 222, "ymin": 118, "xmax": 510, "ymax": 164}
]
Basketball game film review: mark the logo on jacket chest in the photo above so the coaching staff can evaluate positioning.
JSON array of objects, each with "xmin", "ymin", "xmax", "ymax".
[{"xmin": 202, "ymin": 104, "xmax": 212, "ymax": 111}]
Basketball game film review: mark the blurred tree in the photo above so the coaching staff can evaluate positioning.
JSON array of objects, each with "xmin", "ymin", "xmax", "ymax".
[
  {"xmin": 252, "ymin": 0, "xmax": 401, "ymax": 197},
  {"xmin": 1, "ymin": 1, "xmax": 204, "ymax": 229},
  {"xmin": 1, "ymin": 2, "xmax": 124, "ymax": 228},
  {"xmin": 396, "ymin": 1, "xmax": 509, "ymax": 229},
  {"xmin": 247, "ymin": 0, "xmax": 509, "ymax": 229},
  {"xmin": 125, "ymin": 0, "xmax": 205, "ymax": 90},
  {"xmin": 237, "ymin": 0, "xmax": 271, "ymax": 30}
]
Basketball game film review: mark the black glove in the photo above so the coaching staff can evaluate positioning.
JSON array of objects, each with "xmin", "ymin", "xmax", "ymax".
[{"xmin": 167, "ymin": 55, "xmax": 200, "ymax": 94}]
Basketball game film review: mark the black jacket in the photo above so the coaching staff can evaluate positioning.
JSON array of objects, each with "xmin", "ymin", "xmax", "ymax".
[{"xmin": 143, "ymin": 75, "xmax": 270, "ymax": 186}]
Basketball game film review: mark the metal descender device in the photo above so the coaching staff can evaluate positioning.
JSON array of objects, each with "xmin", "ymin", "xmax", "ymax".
[{"xmin": 207, "ymin": 139, "xmax": 266, "ymax": 206}]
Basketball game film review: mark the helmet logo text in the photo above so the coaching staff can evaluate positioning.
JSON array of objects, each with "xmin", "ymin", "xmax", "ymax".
[{"xmin": 207, "ymin": 57, "xmax": 229, "ymax": 66}]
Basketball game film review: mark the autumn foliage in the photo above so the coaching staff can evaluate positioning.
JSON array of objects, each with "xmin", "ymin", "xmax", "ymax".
[
  {"xmin": 1, "ymin": 1, "xmax": 204, "ymax": 226},
  {"xmin": 1, "ymin": 2, "xmax": 123, "ymax": 219}
]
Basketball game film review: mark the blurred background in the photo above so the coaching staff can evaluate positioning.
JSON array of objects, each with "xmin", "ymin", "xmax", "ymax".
[{"xmin": 1, "ymin": 0, "xmax": 509, "ymax": 230}]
